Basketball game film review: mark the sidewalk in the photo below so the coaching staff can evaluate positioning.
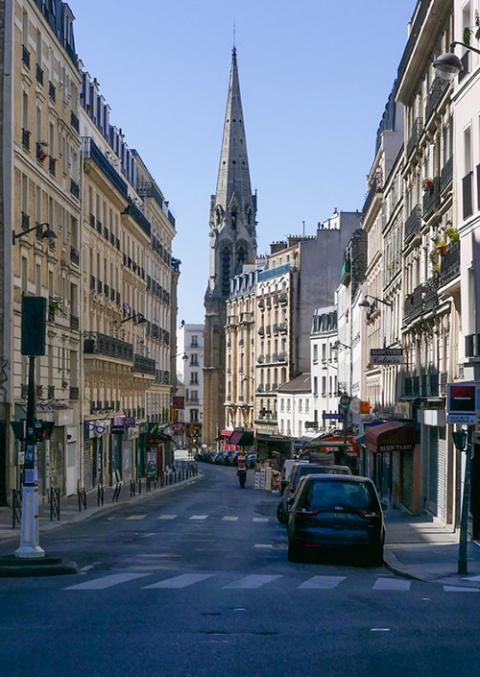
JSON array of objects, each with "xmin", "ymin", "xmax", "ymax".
[
  {"xmin": 384, "ymin": 507, "xmax": 480, "ymax": 588},
  {"xmin": 0, "ymin": 467, "xmax": 201, "ymax": 547}
]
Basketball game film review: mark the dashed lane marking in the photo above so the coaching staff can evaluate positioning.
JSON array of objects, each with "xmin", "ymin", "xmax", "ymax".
[
  {"xmin": 252, "ymin": 517, "xmax": 269, "ymax": 523},
  {"xmin": 189, "ymin": 515, "xmax": 208, "ymax": 520},
  {"xmin": 126, "ymin": 515, "xmax": 146, "ymax": 521},
  {"xmin": 222, "ymin": 516, "xmax": 239, "ymax": 521},
  {"xmin": 254, "ymin": 544, "xmax": 274, "ymax": 549},
  {"xmin": 157, "ymin": 515, "xmax": 177, "ymax": 520},
  {"xmin": 65, "ymin": 573, "xmax": 150, "ymax": 590},
  {"xmin": 224, "ymin": 574, "xmax": 282, "ymax": 589},
  {"xmin": 143, "ymin": 573, "xmax": 214, "ymax": 589},
  {"xmin": 373, "ymin": 578, "xmax": 411, "ymax": 592},
  {"xmin": 298, "ymin": 576, "xmax": 346, "ymax": 590}
]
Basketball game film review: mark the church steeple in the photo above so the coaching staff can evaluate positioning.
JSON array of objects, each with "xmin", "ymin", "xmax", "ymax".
[{"xmin": 214, "ymin": 47, "xmax": 253, "ymax": 215}]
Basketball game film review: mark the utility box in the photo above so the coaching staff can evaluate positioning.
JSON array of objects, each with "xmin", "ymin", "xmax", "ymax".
[{"xmin": 21, "ymin": 296, "xmax": 46, "ymax": 356}]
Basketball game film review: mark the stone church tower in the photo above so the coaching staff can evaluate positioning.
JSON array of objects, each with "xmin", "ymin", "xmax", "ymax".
[{"xmin": 203, "ymin": 48, "xmax": 257, "ymax": 444}]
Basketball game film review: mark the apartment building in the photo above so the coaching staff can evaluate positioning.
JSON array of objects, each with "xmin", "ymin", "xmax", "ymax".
[
  {"xmin": 177, "ymin": 323, "xmax": 204, "ymax": 429},
  {"xmin": 396, "ymin": 0, "xmax": 458, "ymax": 520},
  {"xmin": 310, "ymin": 306, "xmax": 338, "ymax": 435},
  {"xmin": 225, "ymin": 265, "xmax": 259, "ymax": 434},
  {"xmin": 277, "ymin": 374, "xmax": 312, "ymax": 441},
  {"xmin": 6, "ymin": 0, "xmax": 82, "ymax": 498},
  {"xmin": 453, "ymin": 0, "xmax": 480, "ymax": 536}
]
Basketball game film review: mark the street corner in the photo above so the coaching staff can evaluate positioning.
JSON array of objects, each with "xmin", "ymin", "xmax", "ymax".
[{"xmin": 0, "ymin": 554, "xmax": 78, "ymax": 578}]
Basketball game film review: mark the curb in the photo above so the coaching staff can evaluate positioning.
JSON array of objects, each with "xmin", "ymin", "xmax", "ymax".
[
  {"xmin": 0, "ymin": 473, "xmax": 203, "ymax": 547},
  {"xmin": 384, "ymin": 546, "xmax": 480, "ymax": 587},
  {"xmin": 0, "ymin": 555, "xmax": 78, "ymax": 577},
  {"xmin": 383, "ymin": 548, "xmax": 424, "ymax": 581}
]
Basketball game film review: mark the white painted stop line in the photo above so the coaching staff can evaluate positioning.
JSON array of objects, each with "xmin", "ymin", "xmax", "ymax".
[
  {"xmin": 143, "ymin": 573, "xmax": 214, "ymax": 589},
  {"xmin": 65, "ymin": 573, "xmax": 150, "ymax": 590},
  {"xmin": 298, "ymin": 576, "xmax": 346, "ymax": 590},
  {"xmin": 224, "ymin": 575, "xmax": 281, "ymax": 589}
]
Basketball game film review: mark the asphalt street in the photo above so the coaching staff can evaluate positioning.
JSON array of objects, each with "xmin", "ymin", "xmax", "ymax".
[{"xmin": 0, "ymin": 463, "xmax": 480, "ymax": 677}]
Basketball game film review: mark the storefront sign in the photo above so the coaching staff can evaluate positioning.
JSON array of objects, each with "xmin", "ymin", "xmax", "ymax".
[
  {"xmin": 322, "ymin": 413, "xmax": 343, "ymax": 420},
  {"xmin": 370, "ymin": 348, "xmax": 403, "ymax": 365},
  {"xmin": 378, "ymin": 443, "xmax": 414, "ymax": 452},
  {"xmin": 111, "ymin": 425, "xmax": 124, "ymax": 435},
  {"xmin": 447, "ymin": 382, "xmax": 479, "ymax": 425}
]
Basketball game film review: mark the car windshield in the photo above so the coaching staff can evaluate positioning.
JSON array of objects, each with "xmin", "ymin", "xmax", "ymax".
[{"xmin": 299, "ymin": 480, "xmax": 377, "ymax": 511}]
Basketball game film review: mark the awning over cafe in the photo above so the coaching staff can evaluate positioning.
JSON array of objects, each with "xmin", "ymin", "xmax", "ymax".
[
  {"xmin": 365, "ymin": 422, "xmax": 416, "ymax": 453},
  {"xmin": 303, "ymin": 435, "xmax": 360, "ymax": 456}
]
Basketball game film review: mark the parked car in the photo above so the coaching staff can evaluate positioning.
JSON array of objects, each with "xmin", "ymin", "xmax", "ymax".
[
  {"xmin": 277, "ymin": 464, "xmax": 351, "ymax": 524},
  {"xmin": 287, "ymin": 475, "xmax": 385, "ymax": 565}
]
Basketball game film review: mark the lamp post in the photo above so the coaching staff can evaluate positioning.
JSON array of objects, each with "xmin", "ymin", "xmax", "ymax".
[
  {"xmin": 358, "ymin": 295, "xmax": 393, "ymax": 310},
  {"xmin": 433, "ymin": 41, "xmax": 480, "ymax": 80},
  {"xmin": 12, "ymin": 222, "xmax": 56, "ymax": 245}
]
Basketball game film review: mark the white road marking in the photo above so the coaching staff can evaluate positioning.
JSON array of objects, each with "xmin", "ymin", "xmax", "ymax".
[
  {"xmin": 126, "ymin": 514, "xmax": 146, "ymax": 521},
  {"xmin": 79, "ymin": 562, "xmax": 101, "ymax": 575},
  {"xmin": 106, "ymin": 517, "xmax": 115, "ymax": 521},
  {"xmin": 143, "ymin": 573, "xmax": 214, "ymax": 589},
  {"xmin": 298, "ymin": 576, "xmax": 346, "ymax": 590},
  {"xmin": 190, "ymin": 515, "xmax": 208, "ymax": 520},
  {"xmin": 222, "ymin": 516, "xmax": 239, "ymax": 521},
  {"xmin": 158, "ymin": 515, "xmax": 177, "ymax": 520},
  {"xmin": 370, "ymin": 628, "xmax": 391, "ymax": 632},
  {"xmin": 463, "ymin": 574, "xmax": 480, "ymax": 581},
  {"xmin": 142, "ymin": 533, "xmax": 156, "ymax": 537},
  {"xmin": 136, "ymin": 553, "xmax": 181, "ymax": 559},
  {"xmin": 444, "ymin": 585, "xmax": 480, "ymax": 593},
  {"xmin": 373, "ymin": 578, "xmax": 411, "ymax": 591},
  {"xmin": 224, "ymin": 574, "xmax": 281, "ymax": 589},
  {"xmin": 253, "ymin": 517, "xmax": 269, "ymax": 522},
  {"xmin": 65, "ymin": 573, "xmax": 149, "ymax": 590},
  {"xmin": 254, "ymin": 544, "xmax": 273, "ymax": 549}
]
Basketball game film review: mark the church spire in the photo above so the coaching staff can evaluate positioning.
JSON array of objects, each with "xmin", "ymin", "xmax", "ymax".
[{"xmin": 214, "ymin": 47, "xmax": 253, "ymax": 214}]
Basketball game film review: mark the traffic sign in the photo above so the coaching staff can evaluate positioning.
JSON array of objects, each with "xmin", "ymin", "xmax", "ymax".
[
  {"xmin": 370, "ymin": 348, "xmax": 403, "ymax": 365},
  {"xmin": 322, "ymin": 412, "xmax": 343, "ymax": 421}
]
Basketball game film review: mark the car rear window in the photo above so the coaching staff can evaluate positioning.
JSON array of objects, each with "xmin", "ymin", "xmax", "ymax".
[{"xmin": 299, "ymin": 480, "xmax": 377, "ymax": 511}]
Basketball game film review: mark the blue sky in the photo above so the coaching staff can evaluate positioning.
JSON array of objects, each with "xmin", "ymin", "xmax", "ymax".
[{"xmin": 71, "ymin": 0, "xmax": 416, "ymax": 324}]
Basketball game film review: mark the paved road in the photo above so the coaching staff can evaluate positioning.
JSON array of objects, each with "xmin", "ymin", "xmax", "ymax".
[{"xmin": 1, "ymin": 464, "xmax": 480, "ymax": 676}]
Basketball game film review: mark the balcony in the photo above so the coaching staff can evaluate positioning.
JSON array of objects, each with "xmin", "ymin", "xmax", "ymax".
[
  {"xmin": 278, "ymin": 293, "xmax": 288, "ymax": 305},
  {"xmin": 84, "ymin": 332, "xmax": 133, "ymax": 362},
  {"xmin": 265, "ymin": 354, "xmax": 271, "ymax": 364},
  {"xmin": 82, "ymin": 137, "xmax": 128, "ymax": 198},
  {"xmin": 69, "ymin": 386, "xmax": 79, "ymax": 400},
  {"xmin": 122, "ymin": 200, "xmax": 151, "ymax": 238},
  {"xmin": 422, "ymin": 177, "xmax": 440, "ymax": 220},
  {"xmin": 70, "ymin": 179, "xmax": 80, "ymax": 199},
  {"xmin": 265, "ymin": 325, "xmax": 272, "ymax": 336},
  {"xmin": 257, "ymin": 355, "xmax": 264, "ymax": 364},
  {"xmin": 258, "ymin": 327, "xmax": 265, "ymax": 336},
  {"xmin": 363, "ymin": 177, "xmax": 381, "ymax": 215},
  {"xmin": 277, "ymin": 321, "xmax": 287, "ymax": 333},
  {"xmin": 438, "ymin": 241, "xmax": 460, "ymax": 287},
  {"xmin": 35, "ymin": 63, "xmax": 44, "ymax": 86},
  {"xmin": 21, "ymin": 128, "xmax": 30, "ymax": 151},
  {"xmin": 70, "ymin": 315, "xmax": 79, "ymax": 331},
  {"xmin": 425, "ymin": 78, "xmax": 449, "ymax": 122},
  {"xmin": 404, "ymin": 205, "xmax": 421, "ymax": 243},
  {"xmin": 277, "ymin": 352, "xmax": 287, "ymax": 363},
  {"xmin": 258, "ymin": 299, "xmax": 265, "ymax": 310},
  {"xmin": 22, "ymin": 45, "xmax": 30, "ymax": 69},
  {"xmin": 70, "ymin": 111, "xmax": 80, "ymax": 133},
  {"xmin": 133, "ymin": 354, "xmax": 156, "ymax": 376},
  {"xmin": 48, "ymin": 81, "xmax": 56, "ymax": 102},
  {"xmin": 256, "ymin": 385, "xmax": 265, "ymax": 393},
  {"xmin": 403, "ymin": 280, "xmax": 438, "ymax": 325},
  {"xmin": 406, "ymin": 118, "xmax": 423, "ymax": 158},
  {"xmin": 463, "ymin": 172, "xmax": 473, "ymax": 219},
  {"xmin": 440, "ymin": 157, "xmax": 453, "ymax": 193},
  {"xmin": 70, "ymin": 246, "xmax": 80, "ymax": 266}
]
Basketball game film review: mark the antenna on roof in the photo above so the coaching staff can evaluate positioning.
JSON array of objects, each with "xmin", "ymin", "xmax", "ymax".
[{"xmin": 302, "ymin": 220, "xmax": 306, "ymax": 236}]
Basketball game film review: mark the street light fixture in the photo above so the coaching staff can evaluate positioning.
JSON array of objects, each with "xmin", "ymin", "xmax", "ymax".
[
  {"xmin": 120, "ymin": 313, "xmax": 146, "ymax": 325},
  {"xmin": 433, "ymin": 41, "xmax": 480, "ymax": 81},
  {"xmin": 333, "ymin": 340, "xmax": 352, "ymax": 352},
  {"xmin": 359, "ymin": 295, "xmax": 393, "ymax": 310},
  {"xmin": 12, "ymin": 222, "xmax": 56, "ymax": 245}
]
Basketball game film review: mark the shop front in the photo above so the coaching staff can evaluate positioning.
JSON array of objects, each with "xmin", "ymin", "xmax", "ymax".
[
  {"xmin": 84, "ymin": 419, "xmax": 111, "ymax": 489},
  {"xmin": 303, "ymin": 435, "xmax": 361, "ymax": 473},
  {"xmin": 221, "ymin": 429, "xmax": 255, "ymax": 452},
  {"xmin": 365, "ymin": 421, "xmax": 418, "ymax": 511},
  {"xmin": 144, "ymin": 425, "xmax": 174, "ymax": 481}
]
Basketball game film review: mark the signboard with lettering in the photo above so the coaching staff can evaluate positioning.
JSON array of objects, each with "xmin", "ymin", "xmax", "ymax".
[
  {"xmin": 322, "ymin": 413, "xmax": 344, "ymax": 421},
  {"xmin": 370, "ymin": 348, "xmax": 403, "ymax": 365},
  {"xmin": 447, "ymin": 382, "xmax": 479, "ymax": 425}
]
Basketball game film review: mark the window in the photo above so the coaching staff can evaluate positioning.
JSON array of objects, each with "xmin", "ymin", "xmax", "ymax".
[
  {"xmin": 313, "ymin": 376, "xmax": 318, "ymax": 396},
  {"xmin": 321, "ymin": 377, "xmax": 326, "ymax": 395},
  {"xmin": 21, "ymin": 256, "xmax": 28, "ymax": 293},
  {"xmin": 313, "ymin": 344, "xmax": 318, "ymax": 363},
  {"xmin": 190, "ymin": 353, "xmax": 199, "ymax": 367},
  {"xmin": 464, "ymin": 126, "xmax": 472, "ymax": 175},
  {"xmin": 191, "ymin": 335, "xmax": 198, "ymax": 347},
  {"xmin": 190, "ymin": 409, "xmax": 198, "ymax": 423}
]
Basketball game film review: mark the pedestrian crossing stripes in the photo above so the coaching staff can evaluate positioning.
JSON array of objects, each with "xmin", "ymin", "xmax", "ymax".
[
  {"xmin": 62, "ymin": 572, "xmax": 479, "ymax": 594},
  {"xmin": 189, "ymin": 515, "xmax": 208, "ymax": 520},
  {"xmin": 222, "ymin": 516, "xmax": 239, "ymax": 521},
  {"xmin": 153, "ymin": 515, "xmax": 270, "ymax": 522},
  {"xmin": 157, "ymin": 515, "xmax": 177, "ymax": 520}
]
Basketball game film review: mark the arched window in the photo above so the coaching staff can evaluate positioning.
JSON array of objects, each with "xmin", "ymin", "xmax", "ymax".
[{"xmin": 235, "ymin": 245, "xmax": 247, "ymax": 274}]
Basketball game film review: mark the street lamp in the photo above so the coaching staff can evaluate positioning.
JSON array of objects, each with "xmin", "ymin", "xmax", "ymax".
[
  {"xmin": 12, "ymin": 222, "xmax": 56, "ymax": 245},
  {"xmin": 120, "ymin": 312, "xmax": 146, "ymax": 325},
  {"xmin": 359, "ymin": 295, "xmax": 393, "ymax": 310},
  {"xmin": 433, "ymin": 41, "xmax": 480, "ymax": 80},
  {"xmin": 333, "ymin": 340, "xmax": 352, "ymax": 352}
]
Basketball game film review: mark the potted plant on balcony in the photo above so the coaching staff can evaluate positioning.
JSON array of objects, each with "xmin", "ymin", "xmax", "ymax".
[
  {"xmin": 422, "ymin": 177, "xmax": 434, "ymax": 192},
  {"xmin": 435, "ymin": 239, "xmax": 448, "ymax": 256},
  {"xmin": 445, "ymin": 226, "xmax": 459, "ymax": 243}
]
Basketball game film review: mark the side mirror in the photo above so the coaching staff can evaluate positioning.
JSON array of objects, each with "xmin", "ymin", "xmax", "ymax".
[{"xmin": 287, "ymin": 496, "xmax": 295, "ymax": 507}]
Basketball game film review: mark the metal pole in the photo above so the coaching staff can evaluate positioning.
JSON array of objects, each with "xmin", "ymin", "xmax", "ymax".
[
  {"xmin": 458, "ymin": 425, "xmax": 473, "ymax": 575},
  {"xmin": 15, "ymin": 355, "xmax": 45, "ymax": 558}
]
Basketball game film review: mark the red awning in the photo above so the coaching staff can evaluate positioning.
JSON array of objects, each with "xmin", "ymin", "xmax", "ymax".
[
  {"xmin": 365, "ymin": 422, "xmax": 416, "ymax": 453},
  {"xmin": 229, "ymin": 430, "xmax": 243, "ymax": 446},
  {"xmin": 304, "ymin": 435, "xmax": 360, "ymax": 456},
  {"xmin": 220, "ymin": 430, "xmax": 233, "ymax": 440}
]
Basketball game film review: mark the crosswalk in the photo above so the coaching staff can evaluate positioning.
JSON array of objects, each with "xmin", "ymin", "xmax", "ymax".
[
  {"xmin": 121, "ymin": 513, "xmax": 272, "ymax": 523},
  {"xmin": 62, "ymin": 571, "xmax": 478, "ymax": 594}
]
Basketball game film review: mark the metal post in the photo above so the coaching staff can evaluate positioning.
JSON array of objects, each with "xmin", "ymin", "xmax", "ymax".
[
  {"xmin": 15, "ymin": 355, "xmax": 44, "ymax": 558},
  {"xmin": 458, "ymin": 425, "xmax": 473, "ymax": 575}
]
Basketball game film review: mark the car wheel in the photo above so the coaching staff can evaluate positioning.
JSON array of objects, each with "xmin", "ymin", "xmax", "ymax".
[{"xmin": 288, "ymin": 540, "xmax": 303, "ymax": 562}]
